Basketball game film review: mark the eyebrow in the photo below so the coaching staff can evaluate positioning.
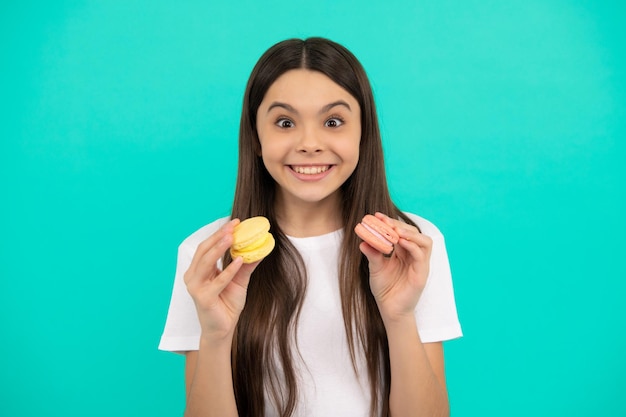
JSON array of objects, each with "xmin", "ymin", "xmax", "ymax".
[{"xmin": 266, "ymin": 100, "xmax": 352, "ymax": 115}]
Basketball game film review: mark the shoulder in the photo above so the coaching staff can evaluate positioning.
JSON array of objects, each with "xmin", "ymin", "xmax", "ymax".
[
  {"xmin": 401, "ymin": 212, "xmax": 444, "ymax": 240},
  {"xmin": 178, "ymin": 216, "xmax": 231, "ymax": 255}
]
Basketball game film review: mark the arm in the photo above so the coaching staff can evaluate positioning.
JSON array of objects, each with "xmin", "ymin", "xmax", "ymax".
[
  {"xmin": 360, "ymin": 213, "xmax": 450, "ymax": 417},
  {"xmin": 385, "ymin": 319, "xmax": 449, "ymax": 417},
  {"xmin": 182, "ymin": 219, "xmax": 259, "ymax": 417},
  {"xmin": 184, "ymin": 338, "xmax": 238, "ymax": 417}
]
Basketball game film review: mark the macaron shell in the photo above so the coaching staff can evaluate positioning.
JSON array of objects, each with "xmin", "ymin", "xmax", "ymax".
[
  {"xmin": 361, "ymin": 214, "xmax": 399, "ymax": 244},
  {"xmin": 231, "ymin": 216, "xmax": 271, "ymax": 250},
  {"xmin": 354, "ymin": 223, "xmax": 395, "ymax": 256},
  {"xmin": 237, "ymin": 233, "xmax": 267, "ymax": 251},
  {"xmin": 230, "ymin": 233, "xmax": 275, "ymax": 263}
]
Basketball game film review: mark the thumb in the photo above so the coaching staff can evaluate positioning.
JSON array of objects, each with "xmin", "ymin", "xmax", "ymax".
[
  {"xmin": 231, "ymin": 259, "xmax": 261, "ymax": 288},
  {"xmin": 212, "ymin": 256, "xmax": 245, "ymax": 294},
  {"xmin": 359, "ymin": 242, "xmax": 385, "ymax": 274}
]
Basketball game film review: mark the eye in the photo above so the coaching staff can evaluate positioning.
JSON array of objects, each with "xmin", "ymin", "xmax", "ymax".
[
  {"xmin": 325, "ymin": 117, "xmax": 344, "ymax": 128},
  {"xmin": 276, "ymin": 118, "xmax": 294, "ymax": 129}
]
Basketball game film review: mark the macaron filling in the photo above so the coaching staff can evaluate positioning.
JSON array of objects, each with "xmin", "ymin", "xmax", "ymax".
[{"xmin": 360, "ymin": 222, "xmax": 393, "ymax": 248}]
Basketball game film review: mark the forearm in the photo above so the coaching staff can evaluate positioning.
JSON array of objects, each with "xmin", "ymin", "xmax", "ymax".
[
  {"xmin": 184, "ymin": 336, "xmax": 238, "ymax": 417},
  {"xmin": 385, "ymin": 316, "xmax": 449, "ymax": 417}
]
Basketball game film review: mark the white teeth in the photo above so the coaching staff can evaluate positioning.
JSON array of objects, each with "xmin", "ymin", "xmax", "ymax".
[{"xmin": 293, "ymin": 166, "xmax": 330, "ymax": 174}]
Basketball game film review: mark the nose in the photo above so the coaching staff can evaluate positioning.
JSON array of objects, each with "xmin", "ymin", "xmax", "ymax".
[{"xmin": 296, "ymin": 126, "xmax": 324, "ymax": 154}]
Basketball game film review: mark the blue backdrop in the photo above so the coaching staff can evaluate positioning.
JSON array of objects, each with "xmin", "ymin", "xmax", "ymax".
[{"xmin": 1, "ymin": 1, "xmax": 624, "ymax": 415}]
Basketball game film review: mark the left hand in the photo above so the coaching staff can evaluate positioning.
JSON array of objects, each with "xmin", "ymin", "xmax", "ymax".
[{"xmin": 359, "ymin": 212, "xmax": 433, "ymax": 322}]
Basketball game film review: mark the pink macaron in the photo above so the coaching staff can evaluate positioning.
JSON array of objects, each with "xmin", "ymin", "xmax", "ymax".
[{"xmin": 354, "ymin": 214, "xmax": 399, "ymax": 256}]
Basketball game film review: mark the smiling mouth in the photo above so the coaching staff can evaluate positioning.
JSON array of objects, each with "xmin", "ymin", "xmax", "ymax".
[{"xmin": 290, "ymin": 165, "xmax": 331, "ymax": 175}]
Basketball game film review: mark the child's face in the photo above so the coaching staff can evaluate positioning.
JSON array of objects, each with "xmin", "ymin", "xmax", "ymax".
[{"xmin": 256, "ymin": 69, "xmax": 361, "ymax": 209}]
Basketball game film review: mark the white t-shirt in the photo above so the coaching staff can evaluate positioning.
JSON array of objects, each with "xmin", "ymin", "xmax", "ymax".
[{"xmin": 159, "ymin": 212, "xmax": 462, "ymax": 416}]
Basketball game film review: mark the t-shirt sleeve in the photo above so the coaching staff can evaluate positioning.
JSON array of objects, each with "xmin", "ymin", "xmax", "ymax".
[
  {"xmin": 409, "ymin": 214, "xmax": 463, "ymax": 343},
  {"xmin": 158, "ymin": 219, "xmax": 228, "ymax": 353}
]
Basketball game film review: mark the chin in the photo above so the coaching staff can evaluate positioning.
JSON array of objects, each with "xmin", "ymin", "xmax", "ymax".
[{"xmin": 285, "ymin": 189, "xmax": 341, "ymax": 206}]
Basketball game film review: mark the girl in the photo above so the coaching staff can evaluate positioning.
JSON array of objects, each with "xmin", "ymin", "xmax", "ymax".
[{"xmin": 159, "ymin": 37, "xmax": 462, "ymax": 417}]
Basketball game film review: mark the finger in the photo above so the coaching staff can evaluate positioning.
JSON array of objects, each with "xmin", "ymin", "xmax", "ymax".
[
  {"xmin": 397, "ymin": 233, "xmax": 433, "ymax": 264},
  {"xmin": 186, "ymin": 219, "xmax": 239, "ymax": 282},
  {"xmin": 373, "ymin": 217, "xmax": 430, "ymax": 262},
  {"xmin": 358, "ymin": 241, "xmax": 385, "ymax": 273},
  {"xmin": 398, "ymin": 228, "xmax": 431, "ymax": 249},
  {"xmin": 195, "ymin": 219, "xmax": 239, "ymax": 258},
  {"xmin": 210, "ymin": 256, "xmax": 245, "ymax": 295},
  {"xmin": 374, "ymin": 211, "xmax": 396, "ymax": 228},
  {"xmin": 374, "ymin": 212, "xmax": 430, "ymax": 249},
  {"xmin": 194, "ymin": 232, "xmax": 235, "ymax": 277},
  {"xmin": 374, "ymin": 212, "xmax": 415, "ymax": 237}
]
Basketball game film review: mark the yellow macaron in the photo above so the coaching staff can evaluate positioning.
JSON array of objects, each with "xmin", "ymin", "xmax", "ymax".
[{"xmin": 230, "ymin": 216, "xmax": 276, "ymax": 263}]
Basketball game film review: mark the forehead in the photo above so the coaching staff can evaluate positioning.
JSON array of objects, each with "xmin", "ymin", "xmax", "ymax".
[{"xmin": 262, "ymin": 69, "xmax": 359, "ymax": 108}]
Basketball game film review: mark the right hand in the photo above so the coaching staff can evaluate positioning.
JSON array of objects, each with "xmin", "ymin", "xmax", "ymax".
[{"xmin": 184, "ymin": 219, "xmax": 261, "ymax": 343}]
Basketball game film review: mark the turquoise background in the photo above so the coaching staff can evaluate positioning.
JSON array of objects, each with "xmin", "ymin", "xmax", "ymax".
[{"xmin": 2, "ymin": 0, "xmax": 624, "ymax": 416}]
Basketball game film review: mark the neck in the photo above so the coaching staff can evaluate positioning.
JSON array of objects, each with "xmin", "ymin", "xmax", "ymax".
[{"xmin": 274, "ymin": 192, "xmax": 343, "ymax": 238}]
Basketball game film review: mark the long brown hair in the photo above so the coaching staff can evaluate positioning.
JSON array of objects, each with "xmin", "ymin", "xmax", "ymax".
[{"xmin": 224, "ymin": 37, "xmax": 416, "ymax": 417}]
